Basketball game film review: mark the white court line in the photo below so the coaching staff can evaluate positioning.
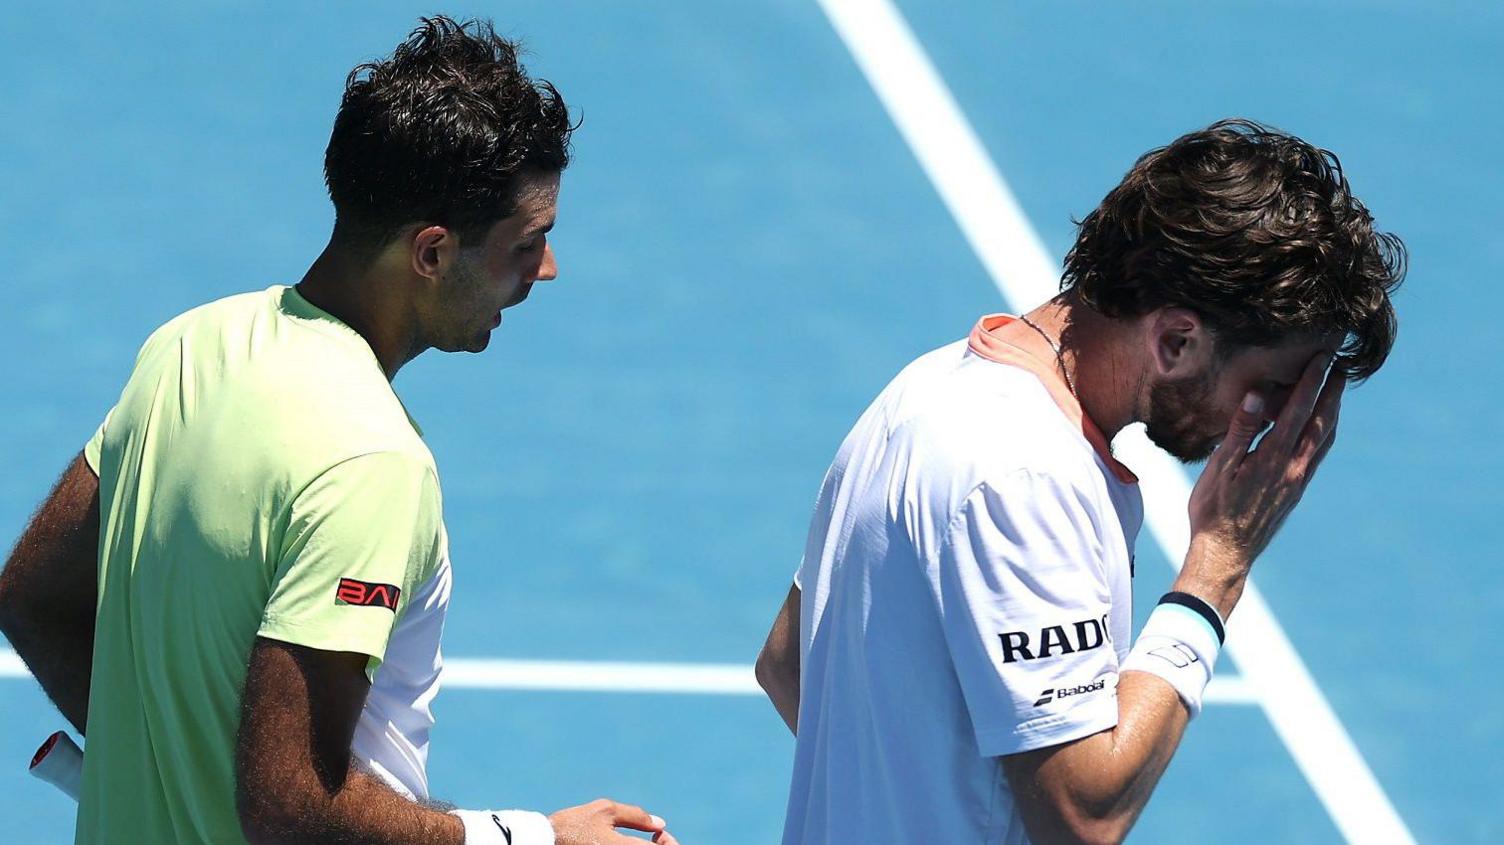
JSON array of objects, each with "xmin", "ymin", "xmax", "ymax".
[
  {"xmin": 0, "ymin": 648, "xmax": 1258, "ymax": 703},
  {"xmin": 443, "ymin": 658, "xmax": 759, "ymax": 694},
  {"xmin": 441, "ymin": 659, "xmax": 1265, "ymax": 703},
  {"xmin": 810, "ymin": 1, "xmax": 1416, "ymax": 843}
]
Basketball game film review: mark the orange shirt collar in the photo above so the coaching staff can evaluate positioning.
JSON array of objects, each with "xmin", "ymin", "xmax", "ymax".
[{"xmin": 967, "ymin": 314, "xmax": 1138, "ymax": 485}]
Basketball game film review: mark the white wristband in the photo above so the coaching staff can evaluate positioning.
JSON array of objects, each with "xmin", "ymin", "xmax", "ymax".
[
  {"xmin": 451, "ymin": 809, "xmax": 554, "ymax": 845},
  {"xmin": 1119, "ymin": 594, "xmax": 1225, "ymax": 718}
]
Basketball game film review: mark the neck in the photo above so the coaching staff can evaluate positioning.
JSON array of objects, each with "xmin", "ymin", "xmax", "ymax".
[
  {"xmin": 295, "ymin": 242, "xmax": 422, "ymax": 381},
  {"xmin": 1023, "ymin": 295, "xmax": 1140, "ymax": 440}
]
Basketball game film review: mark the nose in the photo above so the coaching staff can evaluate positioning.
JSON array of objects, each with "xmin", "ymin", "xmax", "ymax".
[{"xmin": 536, "ymin": 243, "xmax": 558, "ymax": 282}]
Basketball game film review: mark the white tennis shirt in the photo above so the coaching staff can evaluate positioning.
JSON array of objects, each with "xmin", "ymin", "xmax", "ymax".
[{"xmin": 782, "ymin": 315, "xmax": 1144, "ymax": 845}]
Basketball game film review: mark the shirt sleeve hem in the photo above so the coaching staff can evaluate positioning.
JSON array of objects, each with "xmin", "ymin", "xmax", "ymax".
[
  {"xmin": 257, "ymin": 616, "xmax": 389, "ymax": 678},
  {"xmin": 975, "ymin": 706, "xmax": 1119, "ymax": 757}
]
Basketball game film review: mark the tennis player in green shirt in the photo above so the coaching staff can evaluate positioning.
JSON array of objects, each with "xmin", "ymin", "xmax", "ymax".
[{"xmin": 0, "ymin": 16, "xmax": 677, "ymax": 845}]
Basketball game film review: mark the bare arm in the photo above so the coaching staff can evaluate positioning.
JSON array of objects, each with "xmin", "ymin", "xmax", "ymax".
[
  {"xmin": 235, "ymin": 637, "xmax": 465, "ymax": 845},
  {"xmin": 0, "ymin": 453, "xmax": 99, "ymax": 735},
  {"xmin": 1002, "ymin": 672, "xmax": 1187, "ymax": 845},
  {"xmin": 236, "ymin": 638, "xmax": 680, "ymax": 845},
  {"xmin": 755, "ymin": 583, "xmax": 801, "ymax": 735},
  {"xmin": 1003, "ymin": 353, "xmax": 1343, "ymax": 845}
]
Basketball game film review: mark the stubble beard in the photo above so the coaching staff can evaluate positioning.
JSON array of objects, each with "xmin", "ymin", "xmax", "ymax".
[
  {"xmin": 435, "ymin": 256, "xmax": 493, "ymax": 354},
  {"xmin": 1143, "ymin": 370, "xmax": 1221, "ymax": 464}
]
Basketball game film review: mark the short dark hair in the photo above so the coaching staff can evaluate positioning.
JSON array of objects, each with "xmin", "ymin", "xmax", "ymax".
[
  {"xmin": 323, "ymin": 16, "xmax": 574, "ymax": 249},
  {"xmin": 1062, "ymin": 119, "xmax": 1405, "ymax": 381}
]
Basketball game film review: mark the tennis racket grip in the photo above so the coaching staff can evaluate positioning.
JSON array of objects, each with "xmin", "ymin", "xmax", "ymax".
[{"xmin": 29, "ymin": 731, "xmax": 83, "ymax": 802}]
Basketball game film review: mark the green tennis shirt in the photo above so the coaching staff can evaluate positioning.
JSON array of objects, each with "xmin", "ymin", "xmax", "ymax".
[{"xmin": 76, "ymin": 286, "xmax": 445, "ymax": 844}]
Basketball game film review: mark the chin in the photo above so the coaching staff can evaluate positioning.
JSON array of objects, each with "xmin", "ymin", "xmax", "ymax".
[
  {"xmin": 1146, "ymin": 426, "xmax": 1218, "ymax": 465},
  {"xmin": 465, "ymin": 331, "xmax": 492, "ymax": 353},
  {"xmin": 432, "ymin": 331, "xmax": 492, "ymax": 355}
]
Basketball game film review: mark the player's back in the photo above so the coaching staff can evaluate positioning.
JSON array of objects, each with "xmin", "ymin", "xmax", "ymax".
[{"xmin": 77, "ymin": 286, "xmax": 435, "ymax": 844}]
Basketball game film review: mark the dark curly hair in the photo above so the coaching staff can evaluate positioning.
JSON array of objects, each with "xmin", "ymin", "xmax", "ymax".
[
  {"xmin": 324, "ymin": 16, "xmax": 574, "ymax": 250},
  {"xmin": 1061, "ymin": 119, "xmax": 1405, "ymax": 381}
]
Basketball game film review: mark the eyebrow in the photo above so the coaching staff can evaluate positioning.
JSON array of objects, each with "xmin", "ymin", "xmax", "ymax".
[{"xmin": 520, "ymin": 219, "xmax": 555, "ymax": 239}]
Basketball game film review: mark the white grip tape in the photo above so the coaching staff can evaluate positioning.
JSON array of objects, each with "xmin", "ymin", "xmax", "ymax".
[
  {"xmin": 451, "ymin": 809, "xmax": 554, "ymax": 845},
  {"xmin": 29, "ymin": 731, "xmax": 84, "ymax": 801},
  {"xmin": 1120, "ymin": 602, "xmax": 1223, "ymax": 718}
]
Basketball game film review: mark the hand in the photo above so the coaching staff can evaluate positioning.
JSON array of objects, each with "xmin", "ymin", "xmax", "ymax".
[
  {"xmin": 1181, "ymin": 351, "xmax": 1344, "ymax": 616},
  {"xmin": 549, "ymin": 799, "xmax": 681, "ymax": 845}
]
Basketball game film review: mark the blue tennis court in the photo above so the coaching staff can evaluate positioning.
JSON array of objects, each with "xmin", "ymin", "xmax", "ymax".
[{"xmin": 2, "ymin": 2, "xmax": 1499, "ymax": 842}]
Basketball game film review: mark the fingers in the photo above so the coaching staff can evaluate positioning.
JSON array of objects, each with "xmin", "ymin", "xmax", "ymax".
[
  {"xmin": 1261, "ymin": 351, "xmax": 1333, "ymax": 454},
  {"xmin": 1302, "ymin": 373, "xmax": 1344, "ymax": 469},
  {"xmin": 607, "ymin": 801, "xmax": 666, "ymax": 833},
  {"xmin": 1209, "ymin": 390, "xmax": 1268, "ymax": 471},
  {"xmin": 652, "ymin": 829, "xmax": 682, "ymax": 845},
  {"xmin": 1311, "ymin": 414, "xmax": 1339, "ymax": 466}
]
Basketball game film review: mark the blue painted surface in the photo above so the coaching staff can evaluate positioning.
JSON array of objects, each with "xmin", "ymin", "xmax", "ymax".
[{"xmin": 1, "ymin": 2, "xmax": 1498, "ymax": 842}]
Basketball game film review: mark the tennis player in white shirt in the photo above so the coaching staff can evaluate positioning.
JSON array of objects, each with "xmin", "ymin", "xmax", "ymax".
[{"xmin": 757, "ymin": 119, "xmax": 1405, "ymax": 845}]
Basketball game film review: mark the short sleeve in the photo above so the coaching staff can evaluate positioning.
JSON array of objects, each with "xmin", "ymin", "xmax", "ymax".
[
  {"xmin": 795, "ymin": 458, "xmax": 847, "ymax": 593},
  {"xmin": 258, "ymin": 452, "xmax": 443, "ymax": 678},
  {"xmin": 936, "ymin": 471, "xmax": 1120, "ymax": 757},
  {"xmin": 86, "ymin": 319, "xmax": 177, "ymax": 473},
  {"xmin": 83, "ymin": 407, "xmax": 115, "ymax": 474}
]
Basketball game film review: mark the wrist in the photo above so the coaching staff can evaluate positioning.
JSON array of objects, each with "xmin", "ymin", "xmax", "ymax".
[
  {"xmin": 1186, "ymin": 532, "xmax": 1249, "ymax": 570},
  {"xmin": 450, "ymin": 809, "xmax": 554, "ymax": 845},
  {"xmin": 1178, "ymin": 535, "xmax": 1250, "ymax": 619},
  {"xmin": 1120, "ymin": 591, "xmax": 1226, "ymax": 718}
]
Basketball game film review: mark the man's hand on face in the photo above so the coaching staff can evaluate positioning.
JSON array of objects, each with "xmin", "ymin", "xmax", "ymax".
[
  {"xmin": 549, "ymin": 798, "xmax": 681, "ymax": 845},
  {"xmin": 1182, "ymin": 349, "xmax": 1344, "ymax": 615}
]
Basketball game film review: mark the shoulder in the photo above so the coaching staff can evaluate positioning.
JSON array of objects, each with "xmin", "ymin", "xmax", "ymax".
[
  {"xmin": 131, "ymin": 289, "xmax": 276, "ymax": 360},
  {"xmin": 304, "ymin": 450, "xmax": 440, "ymax": 507},
  {"xmin": 957, "ymin": 468, "xmax": 1104, "ymax": 534},
  {"xmin": 889, "ymin": 355, "xmax": 1101, "ymax": 490},
  {"xmin": 126, "ymin": 287, "xmax": 436, "ymax": 482},
  {"xmin": 284, "ymin": 451, "xmax": 444, "ymax": 568},
  {"xmin": 292, "ymin": 415, "xmax": 438, "ymax": 499},
  {"xmin": 872, "ymin": 352, "xmax": 1110, "ymax": 556}
]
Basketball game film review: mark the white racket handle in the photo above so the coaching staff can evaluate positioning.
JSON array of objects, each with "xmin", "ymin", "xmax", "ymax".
[{"xmin": 30, "ymin": 731, "xmax": 83, "ymax": 802}]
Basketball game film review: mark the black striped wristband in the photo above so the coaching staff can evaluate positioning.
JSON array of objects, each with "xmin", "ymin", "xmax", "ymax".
[{"xmin": 1159, "ymin": 591, "xmax": 1226, "ymax": 646}]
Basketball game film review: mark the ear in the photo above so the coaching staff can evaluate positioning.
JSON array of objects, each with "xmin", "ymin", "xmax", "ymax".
[
  {"xmin": 408, "ymin": 225, "xmax": 457, "ymax": 283},
  {"xmin": 1147, "ymin": 307, "xmax": 1212, "ymax": 379}
]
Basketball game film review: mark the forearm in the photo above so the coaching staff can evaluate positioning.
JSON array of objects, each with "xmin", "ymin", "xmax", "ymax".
[
  {"xmin": 242, "ymin": 764, "xmax": 464, "ymax": 845},
  {"xmin": 1077, "ymin": 673, "xmax": 1187, "ymax": 826},
  {"xmin": 238, "ymin": 639, "xmax": 468, "ymax": 845},
  {"xmin": 327, "ymin": 770, "xmax": 464, "ymax": 844},
  {"xmin": 1, "ymin": 612, "xmax": 93, "ymax": 734},
  {"xmin": 1007, "ymin": 671, "xmax": 1188, "ymax": 845}
]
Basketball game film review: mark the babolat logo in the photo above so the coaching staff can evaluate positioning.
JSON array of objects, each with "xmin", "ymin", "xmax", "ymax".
[
  {"xmin": 335, "ymin": 577, "xmax": 401, "ymax": 612},
  {"xmin": 999, "ymin": 615, "xmax": 1110, "ymax": 663},
  {"xmin": 1034, "ymin": 678, "xmax": 1108, "ymax": 707}
]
